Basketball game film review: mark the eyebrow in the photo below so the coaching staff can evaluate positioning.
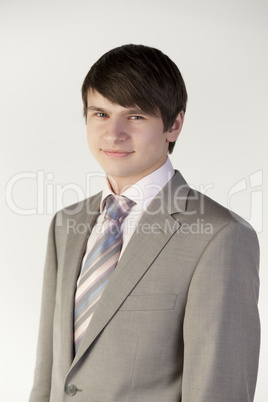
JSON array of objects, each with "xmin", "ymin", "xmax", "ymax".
[
  {"xmin": 87, "ymin": 106, "xmax": 107, "ymax": 112},
  {"xmin": 126, "ymin": 108, "xmax": 148, "ymax": 116},
  {"xmin": 87, "ymin": 105, "xmax": 148, "ymax": 116}
]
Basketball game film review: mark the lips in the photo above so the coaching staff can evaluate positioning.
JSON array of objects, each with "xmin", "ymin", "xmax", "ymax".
[{"xmin": 102, "ymin": 149, "xmax": 133, "ymax": 158}]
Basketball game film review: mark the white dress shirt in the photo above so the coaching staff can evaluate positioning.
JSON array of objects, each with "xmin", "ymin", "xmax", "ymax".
[{"xmin": 80, "ymin": 157, "xmax": 175, "ymax": 268}]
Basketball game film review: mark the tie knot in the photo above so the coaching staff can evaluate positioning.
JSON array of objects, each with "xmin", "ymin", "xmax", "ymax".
[{"xmin": 105, "ymin": 195, "xmax": 135, "ymax": 222}]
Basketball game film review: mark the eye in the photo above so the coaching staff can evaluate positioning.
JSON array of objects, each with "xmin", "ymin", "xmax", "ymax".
[
  {"xmin": 96, "ymin": 112, "xmax": 108, "ymax": 117},
  {"xmin": 129, "ymin": 115, "xmax": 144, "ymax": 120}
]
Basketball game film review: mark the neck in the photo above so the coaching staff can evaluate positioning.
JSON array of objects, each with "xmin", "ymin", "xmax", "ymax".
[
  {"xmin": 107, "ymin": 158, "xmax": 169, "ymax": 195},
  {"xmin": 107, "ymin": 175, "xmax": 135, "ymax": 195}
]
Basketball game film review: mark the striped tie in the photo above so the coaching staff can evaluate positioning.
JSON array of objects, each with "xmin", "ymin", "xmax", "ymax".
[{"xmin": 74, "ymin": 194, "xmax": 135, "ymax": 354}]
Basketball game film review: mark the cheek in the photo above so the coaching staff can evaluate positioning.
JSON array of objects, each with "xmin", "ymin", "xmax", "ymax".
[
  {"xmin": 87, "ymin": 125, "xmax": 97, "ymax": 146},
  {"xmin": 86, "ymin": 134, "xmax": 97, "ymax": 157},
  {"xmin": 86, "ymin": 132, "xmax": 92, "ymax": 149},
  {"xmin": 139, "ymin": 132, "xmax": 167, "ymax": 154}
]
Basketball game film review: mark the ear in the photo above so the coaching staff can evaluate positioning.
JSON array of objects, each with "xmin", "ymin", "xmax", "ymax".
[{"xmin": 166, "ymin": 111, "xmax": 184, "ymax": 142}]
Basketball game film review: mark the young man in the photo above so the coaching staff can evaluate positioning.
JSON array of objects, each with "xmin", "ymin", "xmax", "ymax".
[{"xmin": 29, "ymin": 44, "xmax": 260, "ymax": 402}]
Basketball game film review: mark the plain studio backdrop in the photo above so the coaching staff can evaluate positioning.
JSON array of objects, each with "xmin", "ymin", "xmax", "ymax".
[{"xmin": 1, "ymin": 0, "xmax": 267, "ymax": 400}]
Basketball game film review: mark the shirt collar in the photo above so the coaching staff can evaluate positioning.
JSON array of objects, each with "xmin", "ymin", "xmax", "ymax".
[{"xmin": 100, "ymin": 157, "xmax": 175, "ymax": 212}]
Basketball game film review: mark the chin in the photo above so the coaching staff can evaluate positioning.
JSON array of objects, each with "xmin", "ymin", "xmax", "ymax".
[
  {"xmin": 107, "ymin": 170, "xmax": 132, "ymax": 179},
  {"xmin": 101, "ymin": 163, "xmax": 134, "ymax": 178}
]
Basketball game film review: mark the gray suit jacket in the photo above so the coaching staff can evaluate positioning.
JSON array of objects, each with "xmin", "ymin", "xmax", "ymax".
[{"xmin": 29, "ymin": 171, "xmax": 260, "ymax": 402}]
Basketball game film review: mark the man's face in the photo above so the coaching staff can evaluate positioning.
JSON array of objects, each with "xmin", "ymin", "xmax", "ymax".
[{"xmin": 86, "ymin": 90, "xmax": 178, "ymax": 192}]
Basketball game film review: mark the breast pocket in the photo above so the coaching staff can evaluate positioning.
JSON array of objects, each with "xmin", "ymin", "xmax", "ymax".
[{"xmin": 119, "ymin": 294, "xmax": 177, "ymax": 311}]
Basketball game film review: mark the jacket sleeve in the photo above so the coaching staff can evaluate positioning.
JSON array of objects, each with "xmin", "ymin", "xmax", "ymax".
[
  {"xmin": 182, "ymin": 219, "xmax": 260, "ymax": 402},
  {"xmin": 29, "ymin": 215, "xmax": 58, "ymax": 402}
]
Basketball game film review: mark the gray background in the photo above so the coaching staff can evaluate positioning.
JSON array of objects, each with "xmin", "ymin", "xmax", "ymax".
[{"xmin": 1, "ymin": 0, "xmax": 267, "ymax": 400}]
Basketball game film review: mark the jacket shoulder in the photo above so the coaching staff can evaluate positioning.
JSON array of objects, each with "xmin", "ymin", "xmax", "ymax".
[
  {"xmin": 186, "ymin": 187, "xmax": 258, "ymax": 238},
  {"xmin": 55, "ymin": 191, "xmax": 102, "ymax": 222}
]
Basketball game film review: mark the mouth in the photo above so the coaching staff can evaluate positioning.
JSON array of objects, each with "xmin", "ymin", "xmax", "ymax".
[{"xmin": 102, "ymin": 149, "xmax": 134, "ymax": 159}]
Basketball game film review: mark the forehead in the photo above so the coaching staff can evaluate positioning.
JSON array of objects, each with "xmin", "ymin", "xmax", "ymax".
[
  {"xmin": 87, "ymin": 90, "xmax": 140, "ymax": 112},
  {"xmin": 87, "ymin": 90, "xmax": 120, "ymax": 107},
  {"xmin": 86, "ymin": 90, "xmax": 161, "ymax": 118}
]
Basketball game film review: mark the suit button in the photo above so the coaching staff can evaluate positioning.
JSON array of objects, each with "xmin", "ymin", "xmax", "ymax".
[{"xmin": 65, "ymin": 384, "xmax": 77, "ymax": 396}]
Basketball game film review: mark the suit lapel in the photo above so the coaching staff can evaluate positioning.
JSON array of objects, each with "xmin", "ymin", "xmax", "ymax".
[
  {"xmin": 60, "ymin": 193, "xmax": 101, "ymax": 371},
  {"xmin": 69, "ymin": 171, "xmax": 190, "ymax": 371}
]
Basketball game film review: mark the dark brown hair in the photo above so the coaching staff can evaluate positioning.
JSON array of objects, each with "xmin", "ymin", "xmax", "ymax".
[{"xmin": 82, "ymin": 44, "xmax": 187, "ymax": 153}]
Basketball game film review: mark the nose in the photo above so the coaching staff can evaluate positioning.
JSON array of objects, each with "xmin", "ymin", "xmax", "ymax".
[{"xmin": 104, "ymin": 118, "xmax": 128, "ymax": 144}]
